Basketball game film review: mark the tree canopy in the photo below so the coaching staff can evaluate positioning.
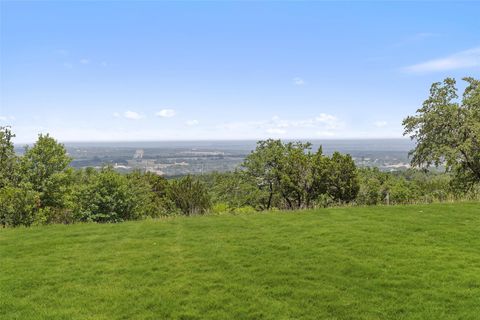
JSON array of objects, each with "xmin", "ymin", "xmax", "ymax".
[{"xmin": 403, "ymin": 77, "xmax": 480, "ymax": 189}]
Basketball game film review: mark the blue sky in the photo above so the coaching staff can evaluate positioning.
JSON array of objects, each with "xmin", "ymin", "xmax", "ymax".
[{"xmin": 1, "ymin": 1, "xmax": 479, "ymax": 142}]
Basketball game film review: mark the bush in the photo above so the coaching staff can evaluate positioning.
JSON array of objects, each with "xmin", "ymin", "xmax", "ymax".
[
  {"xmin": 0, "ymin": 187, "xmax": 39, "ymax": 227},
  {"xmin": 212, "ymin": 202, "xmax": 230, "ymax": 215},
  {"xmin": 167, "ymin": 175, "xmax": 211, "ymax": 215},
  {"xmin": 231, "ymin": 206, "xmax": 257, "ymax": 215},
  {"xmin": 73, "ymin": 168, "xmax": 158, "ymax": 222}
]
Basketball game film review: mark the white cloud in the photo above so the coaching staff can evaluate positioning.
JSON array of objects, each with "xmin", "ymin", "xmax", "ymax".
[
  {"xmin": 156, "ymin": 109, "xmax": 176, "ymax": 118},
  {"xmin": 403, "ymin": 47, "xmax": 480, "ymax": 73},
  {"xmin": 123, "ymin": 111, "xmax": 144, "ymax": 120},
  {"xmin": 374, "ymin": 121, "xmax": 388, "ymax": 128},
  {"xmin": 293, "ymin": 77, "xmax": 306, "ymax": 86},
  {"xmin": 221, "ymin": 113, "xmax": 343, "ymax": 137},
  {"xmin": 80, "ymin": 58, "xmax": 90, "ymax": 65},
  {"xmin": 113, "ymin": 112, "xmax": 121, "ymax": 118},
  {"xmin": 186, "ymin": 120, "xmax": 199, "ymax": 126},
  {"xmin": 266, "ymin": 128, "xmax": 287, "ymax": 135},
  {"xmin": 315, "ymin": 113, "xmax": 341, "ymax": 129},
  {"xmin": 0, "ymin": 115, "xmax": 15, "ymax": 122}
]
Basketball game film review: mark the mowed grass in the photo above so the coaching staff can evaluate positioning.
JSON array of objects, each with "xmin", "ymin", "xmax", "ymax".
[{"xmin": 1, "ymin": 204, "xmax": 480, "ymax": 320}]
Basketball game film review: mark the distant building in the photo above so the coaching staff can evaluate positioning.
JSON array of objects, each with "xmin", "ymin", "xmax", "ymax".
[{"xmin": 134, "ymin": 149, "xmax": 144, "ymax": 159}]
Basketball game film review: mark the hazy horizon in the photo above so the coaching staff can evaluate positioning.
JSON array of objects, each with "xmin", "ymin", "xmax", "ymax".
[{"xmin": 13, "ymin": 137, "xmax": 413, "ymax": 145}]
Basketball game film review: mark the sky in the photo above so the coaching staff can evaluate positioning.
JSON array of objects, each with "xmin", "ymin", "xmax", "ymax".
[{"xmin": 1, "ymin": 1, "xmax": 479, "ymax": 143}]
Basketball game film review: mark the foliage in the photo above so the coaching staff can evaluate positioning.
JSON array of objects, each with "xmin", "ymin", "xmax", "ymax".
[
  {"xmin": 0, "ymin": 126, "xmax": 18, "ymax": 188},
  {"xmin": 0, "ymin": 186, "xmax": 39, "ymax": 227},
  {"xmin": 207, "ymin": 171, "xmax": 265, "ymax": 210},
  {"xmin": 167, "ymin": 175, "xmax": 211, "ymax": 215},
  {"xmin": 20, "ymin": 134, "xmax": 73, "ymax": 209},
  {"xmin": 127, "ymin": 170, "xmax": 176, "ymax": 217},
  {"xmin": 241, "ymin": 139, "xmax": 286, "ymax": 210},
  {"xmin": 403, "ymin": 77, "xmax": 480, "ymax": 189},
  {"xmin": 72, "ymin": 167, "xmax": 157, "ymax": 222},
  {"xmin": 323, "ymin": 152, "xmax": 360, "ymax": 203},
  {"xmin": 1, "ymin": 122, "xmax": 477, "ymax": 227},
  {"xmin": 242, "ymin": 140, "xmax": 359, "ymax": 209}
]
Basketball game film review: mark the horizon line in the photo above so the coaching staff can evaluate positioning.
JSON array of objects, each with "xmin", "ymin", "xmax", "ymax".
[{"xmin": 13, "ymin": 137, "xmax": 412, "ymax": 145}]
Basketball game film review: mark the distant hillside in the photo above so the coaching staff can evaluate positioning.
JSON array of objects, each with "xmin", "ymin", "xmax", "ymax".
[{"xmin": 14, "ymin": 139, "xmax": 416, "ymax": 175}]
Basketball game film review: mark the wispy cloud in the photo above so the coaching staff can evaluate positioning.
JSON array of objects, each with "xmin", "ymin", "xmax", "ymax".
[
  {"xmin": 221, "ymin": 113, "xmax": 343, "ymax": 137},
  {"xmin": 186, "ymin": 119, "xmax": 199, "ymax": 126},
  {"xmin": 124, "ymin": 111, "xmax": 143, "ymax": 120},
  {"xmin": 0, "ymin": 115, "xmax": 15, "ymax": 122},
  {"xmin": 155, "ymin": 109, "xmax": 176, "ymax": 118},
  {"xmin": 393, "ymin": 32, "xmax": 440, "ymax": 47},
  {"xmin": 293, "ymin": 77, "xmax": 306, "ymax": 86},
  {"xmin": 266, "ymin": 128, "xmax": 287, "ymax": 135},
  {"xmin": 403, "ymin": 47, "xmax": 480, "ymax": 73},
  {"xmin": 80, "ymin": 58, "xmax": 90, "ymax": 65},
  {"xmin": 374, "ymin": 121, "xmax": 388, "ymax": 128},
  {"xmin": 114, "ymin": 111, "xmax": 144, "ymax": 120}
]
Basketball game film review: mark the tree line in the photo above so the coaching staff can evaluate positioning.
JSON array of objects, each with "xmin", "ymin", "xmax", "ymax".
[
  {"xmin": 1, "ymin": 77, "xmax": 479, "ymax": 227},
  {"xmin": 0, "ymin": 130, "xmax": 361, "ymax": 226},
  {"xmin": 1, "ymin": 128, "xmax": 476, "ymax": 228}
]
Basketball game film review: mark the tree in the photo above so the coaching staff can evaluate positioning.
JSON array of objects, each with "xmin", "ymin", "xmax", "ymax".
[
  {"xmin": 0, "ymin": 126, "xmax": 18, "ymax": 188},
  {"xmin": 242, "ymin": 139, "xmax": 285, "ymax": 210},
  {"xmin": 403, "ymin": 77, "xmax": 480, "ymax": 189},
  {"xmin": 20, "ymin": 134, "xmax": 72, "ymax": 198},
  {"xmin": 242, "ymin": 139, "xmax": 357, "ymax": 209},
  {"xmin": 167, "ymin": 175, "xmax": 211, "ymax": 215},
  {"xmin": 324, "ymin": 152, "xmax": 359, "ymax": 203},
  {"xmin": 73, "ymin": 167, "xmax": 157, "ymax": 222},
  {"xmin": 278, "ymin": 142, "xmax": 329, "ymax": 209},
  {"xmin": 127, "ymin": 170, "xmax": 174, "ymax": 217},
  {"xmin": 208, "ymin": 171, "xmax": 263, "ymax": 210},
  {"xmin": 357, "ymin": 168, "xmax": 385, "ymax": 205}
]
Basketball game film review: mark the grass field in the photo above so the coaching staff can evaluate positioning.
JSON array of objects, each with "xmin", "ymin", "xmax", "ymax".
[{"xmin": 1, "ymin": 203, "xmax": 480, "ymax": 319}]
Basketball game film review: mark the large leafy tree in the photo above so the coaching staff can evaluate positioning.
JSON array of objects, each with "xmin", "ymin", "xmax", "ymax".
[
  {"xmin": 0, "ymin": 126, "xmax": 18, "ymax": 188},
  {"xmin": 279, "ymin": 142, "xmax": 328, "ymax": 209},
  {"xmin": 242, "ymin": 139, "xmax": 285, "ymax": 210},
  {"xmin": 403, "ymin": 77, "xmax": 480, "ymax": 189},
  {"xmin": 242, "ymin": 139, "xmax": 359, "ymax": 209},
  {"xmin": 323, "ymin": 152, "xmax": 359, "ymax": 203},
  {"xmin": 20, "ymin": 134, "xmax": 73, "ymax": 208}
]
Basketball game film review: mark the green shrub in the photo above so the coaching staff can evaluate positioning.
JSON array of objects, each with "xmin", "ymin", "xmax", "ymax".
[
  {"xmin": 231, "ymin": 206, "xmax": 257, "ymax": 215},
  {"xmin": 73, "ymin": 168, "xmax": 158, "ymax": 223},
  {"xmin": 212, "ymin": 202, "xmax": 230, "ymax": 215},
  {"xmin": 0, "ymin": 187, "xmax": 39, "ymax": 227},
  {"xmin": 167, "ymin": 175, "xmax": 211, "ymax": 215}
]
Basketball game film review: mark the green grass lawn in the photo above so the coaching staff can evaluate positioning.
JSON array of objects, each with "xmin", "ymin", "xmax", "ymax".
[{"xmin": 1, "ymin": 203, "xmax": 480, "ymax": 320}]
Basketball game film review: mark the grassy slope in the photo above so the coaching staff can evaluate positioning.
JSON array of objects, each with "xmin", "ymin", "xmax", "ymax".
[{"xmin": 1, "ymin": 203, "xmax": 480, "ymax": 320}]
